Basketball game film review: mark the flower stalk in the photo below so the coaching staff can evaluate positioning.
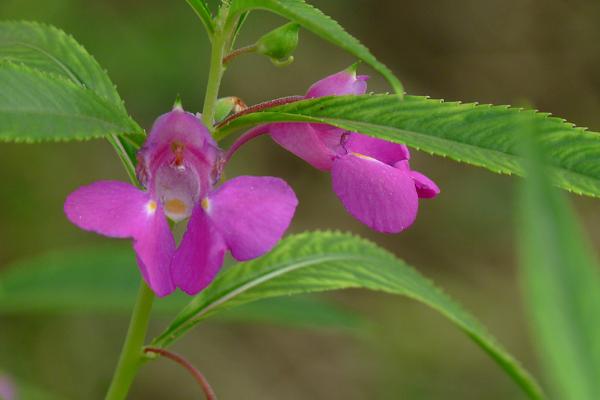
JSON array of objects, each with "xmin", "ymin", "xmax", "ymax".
[
  {"xmin": 105, "ymin": 282, "xmax": 155, "ymax": 400},
  {"xmin": 222, "ymin": 44, "xmax": 257, "ymax": 65},
  {"xmin": 202, "ymin": 5, "xmax": 231, "ymax": 130}
]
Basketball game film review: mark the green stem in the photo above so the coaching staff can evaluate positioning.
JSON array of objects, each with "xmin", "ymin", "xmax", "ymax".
[
  {"xmin": 105, "ymin": 282, "xmax": 155, "ymax": 400},
  {"xmin": 104, "ymin": 5, "xmax": 235, "ymax": 400},
  {"xmin": 201, "ymin": 5, "xmax": 232, "ymax": 130},
  {"xmin": 106, "ymin": 135, "xmax": 137, "ymax": 184},
  {"xmin": 222, "ymin": 44, "xmax": 257, "ymax": 65}
]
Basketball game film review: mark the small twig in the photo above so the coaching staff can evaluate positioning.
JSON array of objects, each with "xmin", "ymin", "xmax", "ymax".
[
  {"xmin": 222, "ymin": 44, "xmax": 257, "ymax": 65},
  {"xmin": 215, "ymin": 95, "xmax": 304, "ymax": 129},
  {"xmin": 144, "ymin": 347, "xmax": 217, "ymax": 400}
]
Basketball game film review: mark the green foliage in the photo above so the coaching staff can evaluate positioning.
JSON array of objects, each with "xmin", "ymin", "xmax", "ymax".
[
  {"xmin": 0, "ymin": 246, "xmax": 363, "ymax": 331},
  {"xmin": 8, "ymin": 378, "xmax": 66, "ymax": 400},
  {"xmin": 0, "ymin": 21, "xmax": 142, "ymax": 174},
  {"xmin": 0, "ymin": 21, "xmax": 125, "ymax": 110},
  {"xmin": 185, "ymin": 0, "xmax": 215, "ymax": 37},
  {"xmin": 218, "ymin": 295, "xmax": 365, "ymax": 331},
  {"xmin": 152, "ymin": 231, "xmax": 543, "ymax": 399},
  {"xmin": 0, "ymin": 246, "xmax": 162, "ymax": 313},
  {"xmin": 217, "ymin": 94, "xmax": 600, "ymax": 198},
  {"xmin": 0, "ymin": 63, "xmax": 141, "ymax": 142},
  {"xmin": 228, "ymin": 0, "xmax": 404, "ymax": 96},
  {"xmin": 518, "ymin": 125, "xmax": 600, "ymax": 399}
]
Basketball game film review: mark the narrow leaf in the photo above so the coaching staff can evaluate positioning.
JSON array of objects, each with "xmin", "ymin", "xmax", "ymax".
[
  {"xmin": 0, "ymin": 63, "xmax": 142, "ymax": 142},
  {"xmin": 217, "ymin": 94, "xmax": 600, "ymax": 198},
  {"xmin": 152, "ymin": 231, "xmax": 543, "ymax": 399},
  {"xmin": 228, "ymin": 0, "xmax": 404, "ymax": 95},
  {"xmin": 518, "ymin": 121, "xmax": 600, "ymax": 399},
  {"xmin": 217, "ymin": 296, "xmax": 365, "ymax": 331},
  {"xmin": 0, "ymin": 246, "xmax": 362, "ymax": 331},
  {"xmin": 0, "ymin": 246, "xmax": 161, "ymax": 314}
]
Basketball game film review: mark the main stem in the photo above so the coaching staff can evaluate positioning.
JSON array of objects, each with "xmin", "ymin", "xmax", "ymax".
[
  {"xmin": 105, "ymin": 282, "xmax": 155, "ymax": 400},
  {"xmin": 201, "ymin": 5, "xmax": 231, "ymax": 130},
  {"xmin": 104, "ymin": 7, "xmax": 235, "ymax": 400}
]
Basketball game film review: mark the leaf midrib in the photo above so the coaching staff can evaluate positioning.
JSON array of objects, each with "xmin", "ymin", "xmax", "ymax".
[
  {"xmin": 225, "ymin": 111, "xmax": 599, "ymax": 196},
  {"xmin": 315, "ymin": 115, "xmax": 600, "ymax": 194},
  {"xmin": 155, "ymin": 252, "xmax": 383, "ymax": 345},
  {"xmin": 0, "ymin": 40, "xmax": 84, "ymax": 85},
  {"xmin": 0, "ymin": 108, "xmax": 132, "ymax": 131}
]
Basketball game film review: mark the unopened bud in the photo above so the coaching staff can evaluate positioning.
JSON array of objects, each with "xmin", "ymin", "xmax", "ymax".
[
  {"xmin": 256, "ymin": 23, "xmax": 300, "ymax": 67},
  {"xmin": 214, "ymin": 96, "xmax": 247, "ymax": 122}
]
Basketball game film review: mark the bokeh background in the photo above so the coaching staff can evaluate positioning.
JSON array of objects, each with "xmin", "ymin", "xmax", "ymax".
[{"xmin": 1, "ymin": 0, "xmax": 600, "ymax": 398}]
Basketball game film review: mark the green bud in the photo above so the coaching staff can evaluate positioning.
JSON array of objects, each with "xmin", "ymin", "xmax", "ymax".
[
  {"xmin": 256, "ymin": 22, "xmax": 300, "ymax": 67},
  {"xmin": 214, "ymin": 96, "xmax": 247, "ymax": 122}
]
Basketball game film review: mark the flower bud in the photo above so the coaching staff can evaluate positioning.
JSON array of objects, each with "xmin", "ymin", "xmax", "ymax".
[
  {"xmin": 214, "ymin": 96, "xmax": 247, "ymax": 122},
  {"xmin": 256, "ymin": 22, "xmax": 300, "ymax": 67}
]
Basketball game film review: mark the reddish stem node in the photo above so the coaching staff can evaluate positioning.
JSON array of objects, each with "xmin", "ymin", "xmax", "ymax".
[
  {"xmin": 144, "ymin": 347, "xmax": 217, "ymax": 400},
  {"xmin": 215, "ymin": 95, "xmax": 304, "ymax": 129}
]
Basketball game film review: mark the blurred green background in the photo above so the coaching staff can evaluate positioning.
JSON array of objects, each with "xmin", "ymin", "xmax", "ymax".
[{"xmin": 1, "ymin": 0, "xmax": 600, "ymax": 398}]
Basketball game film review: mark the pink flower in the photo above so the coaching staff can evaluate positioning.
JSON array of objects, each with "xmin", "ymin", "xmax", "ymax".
[
  {"xmin": 0, "ymin": 373, "xmax": 16, "ymax": 400},
  {"xmin": 65, "ymin": 107, "xmax": 298, "ymax": 296},
  {"xmin": 267, "ymin": 67, "xmax": 439, "ymax": 233}
]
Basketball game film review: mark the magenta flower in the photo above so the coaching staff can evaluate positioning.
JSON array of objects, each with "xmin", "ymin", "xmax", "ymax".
[
  {"xmin": 65, "ymin": 107, "xmax": 298, "ymax": 296},
  {"xmin": 266, "ymin": 67, "xmax": 439, "ymax": 233},
  {"xmin": 0, "ymin": 373, "xmax": 15, "ymax": 400}
]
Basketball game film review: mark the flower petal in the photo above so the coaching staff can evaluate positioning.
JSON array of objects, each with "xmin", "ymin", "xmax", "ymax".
[
  {"xmin": 305, "ymin": 69, "xmax": 368, "ymax": 98},
  {"xmin": 345, "ymin": 133, "xmax": 410, "ymax": 165},
  {"xmin": 64, "ymin": 181, "xmax": 175, "ymax": 296},
  {"xmin": 410, "ymin": 170, "xmax": 440, "ymax": 199},
  {"xmin": 331, "ymin": 155, "xmax": 418, "ymax": 233},
  {"xmin": 64, "ymin": 181, "xmax": 153, "ymax": 238},
  {"xmin": 394, "ymin": 160, "xmax": 440, "ymax": 199},
  {"xmin": 137, "ymin": 109, "xmax": 220, "ymax": 189},
  {"xmin": 133, "ymin": 205, "xmax": 176, "ymax": 297},
  {"xmin": 171, "ymin": 205, "xmax": 227, "ymax": 295},
  {"xmin": 143, "ymin": 109, "xmax": 215, "ymax": 159},
  {"xmin": 269, "ymin": 122, "xmax": 336, "ymax": 170},
  {"xmin": 207, "ymin": 176, "xmax": 298, "ymax": 261}
]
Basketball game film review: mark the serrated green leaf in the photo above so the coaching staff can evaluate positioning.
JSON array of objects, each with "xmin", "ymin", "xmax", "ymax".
[
  {"xmin": 0, "ymin": 20, "xmax": 142, "ymax": 176},
  {"xmin": 518, "ymin": 122, "xmax": 600, "ymax": 399},
  {"xmin": 216, "ymin": 295, "xmax": 365, "ymax": 331},
  {"xmin": 0, "ymin": 21, "xmax": 125, "ymax": 110},
  {"xmin": 228, "ymin": 0, "xmax": 404, "ymax": 95},
  {"xmin": 0, "ymin": 246, "xmax": 362, "ymax": 332},
  {"xmin": 0, "ymin": 246, "xmax": 157, "ymax": 314},
  {"xmin": 0, "ymin": 63, "xmax": 142, "ymax": 142},
  {"xmin": 152, "ymin": 231, "xmax": 543, "ymax": 399},
  {"xmin": 216, "ymin": 94, "xmax": 600, "ymax": 198}
]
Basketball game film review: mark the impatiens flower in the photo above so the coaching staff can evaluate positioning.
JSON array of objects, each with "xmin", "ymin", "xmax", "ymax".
[
  {"xmin": 0, "ymin": 373, "xmax": 15, "ymax": 400},
  {"xmin": 65, "ymin": 107, "xmax": 298, "ymax": 296},
  {"xmin": 266, "ymin": 66, "xmax": 439, "ymax": 233}
]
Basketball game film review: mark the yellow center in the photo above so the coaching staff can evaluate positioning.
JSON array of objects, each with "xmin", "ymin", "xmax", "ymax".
[
  {"xmin": 201, "ymin": 197, "xmax": 211, "ymax": 211},
  {"xmin": 350, "ymin": 152, "xmax": 375, "ymax": 161},
  {"xmin": 146, "ymin": 200, "xmax": 158, "ymax": 214},
  {"xmin": 165, "ymin": 198, "xmax": 188, "ymax": 216}
]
